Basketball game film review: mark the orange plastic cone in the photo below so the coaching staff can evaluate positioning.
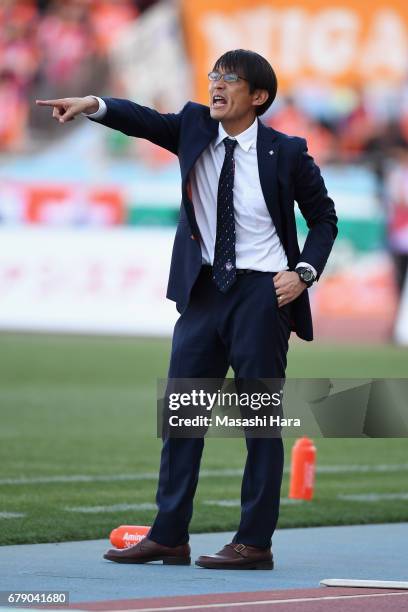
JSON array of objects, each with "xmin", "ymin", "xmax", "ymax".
[
  {"xmin": 288, "ymin": 437, "xmax": 316, "ymax": 500},
  {"xmin": 110, "ymin": 525, "xmax": 150, "ymax": 549}
]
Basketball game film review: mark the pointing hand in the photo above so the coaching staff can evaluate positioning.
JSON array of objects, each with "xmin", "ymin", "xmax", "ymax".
[{"xmin": 35, "ymin": 96, "xmax": 99, "ymax": 123}]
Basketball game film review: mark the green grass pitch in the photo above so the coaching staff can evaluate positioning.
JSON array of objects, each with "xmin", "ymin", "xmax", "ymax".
[{"xmin": 0, "ymin": 332, "xmax": 407, "ymax": 545}]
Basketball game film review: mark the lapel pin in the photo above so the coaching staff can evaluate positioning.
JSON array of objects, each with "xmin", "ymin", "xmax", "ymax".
[{"xmin": 269, "ymin": 150, "xmax": 274, "ymax": 155}]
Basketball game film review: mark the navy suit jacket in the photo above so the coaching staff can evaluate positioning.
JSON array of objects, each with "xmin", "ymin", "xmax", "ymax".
[{"xmin": 93, "ymin": 98, "xmax": 338, "ymax": 341}]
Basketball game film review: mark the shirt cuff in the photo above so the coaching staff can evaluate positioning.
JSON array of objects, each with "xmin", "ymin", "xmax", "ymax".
[
  {"xmin": 295, "ymin": 262, "xmax": 317, "ymax": 278},
  {"xmin": 83, "ymin": 96, "xmax": 107, "ymax": 119}
]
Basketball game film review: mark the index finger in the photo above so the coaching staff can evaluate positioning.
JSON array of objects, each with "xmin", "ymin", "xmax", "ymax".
[{"xmin": 36, "ymin": 99, "xmax": 65, "ymax": 107}]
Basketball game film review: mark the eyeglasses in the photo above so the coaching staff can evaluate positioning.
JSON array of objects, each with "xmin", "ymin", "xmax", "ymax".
[{"xmin": 208, "ymin": 71, "xmax": 248, "ymax": 83}]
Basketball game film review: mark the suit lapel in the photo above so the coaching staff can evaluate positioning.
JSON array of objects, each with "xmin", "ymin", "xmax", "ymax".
[
  {"xmin": 181, "ymin": 111, "xmax": 218, "ymax": 236},
  {"xmin": 182, "ymin": 112, "xmax": 218, "ymax": 182},
  {"xmin": 256, "ymin": 120, "xmax": 283, "ymax": 241}
]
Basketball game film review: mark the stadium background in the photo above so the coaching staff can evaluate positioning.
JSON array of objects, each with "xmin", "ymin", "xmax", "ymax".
[{"xmin": 0, "ymin": 0, "xmax": 407, "ymax": 546}]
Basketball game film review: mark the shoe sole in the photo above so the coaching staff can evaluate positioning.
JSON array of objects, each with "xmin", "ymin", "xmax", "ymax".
[
  {"xmin": 195, "ymin": 560, "xmax": 274, "ymax": 570},
  {"xmin": 104, "ymin": 555, "xmax": 191, "ymax": 565}
]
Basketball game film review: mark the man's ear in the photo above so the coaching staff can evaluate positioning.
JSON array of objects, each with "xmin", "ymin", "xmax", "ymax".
[{"xmin": 252, "ymin": 89, "xmax": 269, "ymax": 109}]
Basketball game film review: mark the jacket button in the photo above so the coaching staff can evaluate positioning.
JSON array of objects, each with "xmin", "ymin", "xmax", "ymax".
[{"xmin": 190, "ymin": 234, "xmax": 196, "ymax": 240}]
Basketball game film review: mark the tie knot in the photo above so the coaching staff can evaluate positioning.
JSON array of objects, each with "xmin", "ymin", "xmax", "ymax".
[{"xmin": 223, "ymin": 137, "xmax": 237, "ymax": 155}]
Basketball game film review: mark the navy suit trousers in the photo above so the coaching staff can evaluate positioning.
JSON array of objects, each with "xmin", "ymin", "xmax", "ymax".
[{"xmin": 149, "ymin": 266, "xmax": 291, "ymax": 548}]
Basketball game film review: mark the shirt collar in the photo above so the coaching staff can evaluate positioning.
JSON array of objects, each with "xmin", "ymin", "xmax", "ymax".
[{"xmin": 215, "ymin": 117, "xmax": 258, "ymax": 152}]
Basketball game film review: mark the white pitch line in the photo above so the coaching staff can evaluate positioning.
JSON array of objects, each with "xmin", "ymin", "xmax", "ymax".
[
  {"xmin": 0, "ymin": 512, "xmax": 26, "ymax": 519},
  {"xmin": 118, "ymin": 592, "xmax": 408, "ymax": 612},
  {"xmin": 204, "ymin": 499, "xmax": 303, "ymax": 508},
  {"xmin": 321, "ymin": 578, "xmax": 408, "ymax": 589},
  {"xmin": 63, "ymin": 491, "xmax": 408, "ymax": 513},
  {"xmin": 0, "ymin": 473, "xmax": 159, "ymax": 485},
  {"xmin": 204, "ymin": 500, "xmax": 240, "ymax": 508},
  {"xmin": 65, "ymin": 499, "xmax": 303, "ymax": 514},
  {"xmin": 64, "ymin": 503, "xmax": 157, "ymax": 514},
  {"xmin": 339, "ymin": 493, "xmax": 408, "ymax": 502},
  {"xmin": 314, "ymin": 464, "xmax": 408, "ymax": 474},
  {"xmin": 0, "ymin": 469, "xmax": 240, "ymax": 486},
  {"xmin": 2, "ymin": 463, "xmax": 408, "ymax": 486},
  {"xmin": 65, "ymin": 498, "xmax": 304, "ymax": 514}
]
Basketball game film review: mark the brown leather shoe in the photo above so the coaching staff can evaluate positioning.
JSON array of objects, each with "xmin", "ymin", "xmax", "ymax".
[
  {"xmin": 195, "ymin": 543, "xmax": 273, "ymax": 570},
  {"xmin": 104, "ymin": 537, "xmax": 191, "ymax": 565}
]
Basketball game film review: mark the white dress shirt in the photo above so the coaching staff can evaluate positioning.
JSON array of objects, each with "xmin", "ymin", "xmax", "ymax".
[
  {"xmin": 190, "ymin": 118, "xmax": 287, "ymax": 271},
  {"xmin": 86, "ymin": 98, "xmax": 316, "ymax": 276}
]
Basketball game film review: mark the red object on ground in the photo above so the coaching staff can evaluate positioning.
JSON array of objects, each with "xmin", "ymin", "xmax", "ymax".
[
  {"xmin": 289, "ymin": 437, "xmax": 316, "ymax": 500},
  {"xmin": 109, "ymin": 525, "xmax": 150, "ymax": 549}
]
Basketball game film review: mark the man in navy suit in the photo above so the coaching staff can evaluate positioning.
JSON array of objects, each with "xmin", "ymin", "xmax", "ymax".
[{"xmin": 37, "ymin": 49, "xmax": 337, "ymax": 570}]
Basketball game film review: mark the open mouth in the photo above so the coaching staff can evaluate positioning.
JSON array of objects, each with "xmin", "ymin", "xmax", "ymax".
[{"xmin": 212, "ymin": 95, "xmax": 227, "ymax": 108}]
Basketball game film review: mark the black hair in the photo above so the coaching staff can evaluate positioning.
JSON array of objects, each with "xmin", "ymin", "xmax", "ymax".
[{"xmin": 213, "ymin": 49, "xmax": 278, "ymax": 116}]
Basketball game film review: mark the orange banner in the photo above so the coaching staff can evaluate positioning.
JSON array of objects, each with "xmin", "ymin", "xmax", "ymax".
[{"xmin": 181, "ymin": 0, "xmax": 408, "ymax": 103}]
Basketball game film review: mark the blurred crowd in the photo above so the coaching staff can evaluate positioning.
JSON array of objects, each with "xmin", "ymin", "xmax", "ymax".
[
  {"xmin": 268, "ymin": 90, "xmax": 408, "ymax": 168},
  {"xmin": 1, "ymin": 0, "xmax": 408, "ymax": 171},
  {"xmin": 0, "ymin": 0, "xmax": 157, "ymax": 150}
]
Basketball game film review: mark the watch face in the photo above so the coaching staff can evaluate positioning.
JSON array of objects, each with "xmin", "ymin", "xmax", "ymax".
[{"xmin": 302, "ymin": 269, "xmax": 313, "ymax": 282}]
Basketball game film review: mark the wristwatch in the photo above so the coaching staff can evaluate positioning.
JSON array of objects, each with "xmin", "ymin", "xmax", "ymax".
[{"xmin": 296, "ymin": 267, "xmax": 316, "ymax": 288}]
